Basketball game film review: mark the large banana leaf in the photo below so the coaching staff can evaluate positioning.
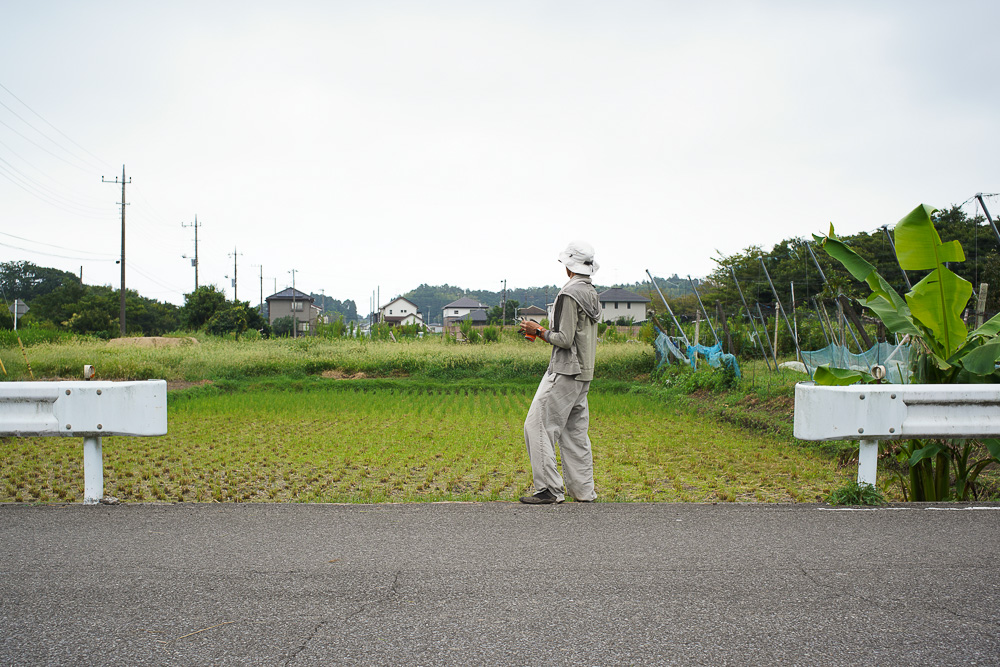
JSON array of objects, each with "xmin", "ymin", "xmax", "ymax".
[
  {"xmin": 906, "ymin": 266, "xmax": 971, "ymax": 358},
  {"xmin": 969, "ymin": 310, "xmax": 1000, "ymax": 339},
  {"xmin": 894, "ymin": 204, "xmax": 966, "ymax": 270},
  {"xmin": 957, "ymin": 337, "xmax": 1000, "ymax": 376}
]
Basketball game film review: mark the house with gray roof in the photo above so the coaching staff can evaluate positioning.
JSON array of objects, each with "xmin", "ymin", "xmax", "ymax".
[
  {"xmin": 266, "ymin": 288, "xmax": 322, "ymax": 335},
  {"xmin": 598, "ymin": 288, "xmax": 651, "ymax": 323},
  {"xmin": 517, "ymin": 305, "xmax": 547, "ymax": 323}
]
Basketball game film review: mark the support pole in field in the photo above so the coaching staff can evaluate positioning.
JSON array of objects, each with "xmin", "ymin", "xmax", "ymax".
[
  {"xmin": 756, "ymin": 302, "xmax": 779, "ymax": 368},
  {"xmin": 716, "ymin": 300, "xmax": 733, "ymax": 354},
  {"xmin": 646, "ymin": 270, "xmax": 690, "ymax": 346},
  {"xmin": 730, "ymin": 267, "xmax": 772, "ymax": 370},
  {"xmin": 806, "ymin": 242, "xmax": 827, "ymax": 284},
  {"xmin": 791, "ymin": 282, "xmax": 800, "ymax": 362},
  {"xmin": 977, "ymin": 283, "xmax": 990, "ymax": 329},
  {"xmin": 688, "ymin": 275, "xmax": 719, "ymax": 345},
  {"xmin": 976, "ymin": 193, "xmax": 1000, "ymax": 248},
  {"xmin": 811, "ymin": 297, "xmax": 832, "ymax": 348},
  {"xmin": 837, "ymin": 295, "xmax": 873, "ymax": 349},
  {"xmin": 820, "ymin": 300, "xmax": 839, "ymax": 346},
  {"xmin": 759, "ymin": 258, "xmax": 803, "ymax": 363},
  {"xmin": 881, "ymin": 226, "xmax": 911, "ymax": 290}
]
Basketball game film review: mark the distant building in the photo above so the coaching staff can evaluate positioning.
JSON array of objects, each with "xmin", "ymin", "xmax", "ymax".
[
  {"xmin": 442, "ymin": 297, "xmax": 489, "ymax": 329},
  {"xmin": 379, "ymin": 296, "xmax": 424, "ymax": 327},
  {"xmin": 517, "ymin": 305, "xmax": 547, "ymax": 323},
  {"xmin": 598, "ymin": 288, "xmax": 651, "ymax": 323},
  {"xmin": 266, "ymin": 288, "xmax": 321, "ymax": 334}
]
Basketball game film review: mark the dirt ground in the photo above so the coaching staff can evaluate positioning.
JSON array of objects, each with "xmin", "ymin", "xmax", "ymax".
[{"xmin": 105, "ymin": 337, "xmax": 199, "ymax": 348}]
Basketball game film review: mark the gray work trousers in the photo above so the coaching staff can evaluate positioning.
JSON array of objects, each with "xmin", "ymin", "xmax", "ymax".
[{"xmin": 523, "ymin": 371, "xmax": 596, "ymax": 502}]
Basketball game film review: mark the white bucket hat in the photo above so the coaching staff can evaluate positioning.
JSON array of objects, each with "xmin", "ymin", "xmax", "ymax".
[{"xmin": 558, "ymin": 240, "xmax": 599, "ymax": 275}]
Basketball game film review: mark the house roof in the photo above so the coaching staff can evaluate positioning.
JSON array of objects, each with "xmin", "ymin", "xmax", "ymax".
[
  {"xmin": 383, "ymin": 312, "xmax": 424, "ymax": 324},
  {"xmin": 598, "ymin": 288, "xmax": 651, "ymax": 303},
  {"xmin": 518, "ymin": 305, "xmax": 547, "ymax": 315},
  {"xmin": 381, "ymin": 296, "xmax": 419, "ymax": 311},
  {"xmin": 446, "ymin": 310, "xmax": 488, "ymax": 323},
  {"xmin": 443, "ymin": 297, "xmax": 488, "ymax": 309},
  {"xmin": 266, "ymin": 288, "xmax": 313, "ymax": 302}
]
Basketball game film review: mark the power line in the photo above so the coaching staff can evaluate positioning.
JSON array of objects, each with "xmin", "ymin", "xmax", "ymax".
[
  {"xmin": 0, "ymin": 156, "xmax": 111, "ymax": 217},
  {"xmin": 0, "ymin": 136, "xmax": 111, "ymax": 210},
  {"xmin": 0, "ymin": 81, "xmax": 111, "ymax": 173},
  {"xmin": 0, "ymin": 231, "xmax": 117, "ymax": 258},
  {"xmin": 0, "ymin": 240, "xmax": 118, "ymax": 262},
  {"xmin": 0, "ymin": 116, "xmax": 95, "ymax": 173}
]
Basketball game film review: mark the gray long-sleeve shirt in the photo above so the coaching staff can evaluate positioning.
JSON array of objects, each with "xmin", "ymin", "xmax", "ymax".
[{"xmin": 545, "ymin": 275, "xmax": 601, "ymax": 381}]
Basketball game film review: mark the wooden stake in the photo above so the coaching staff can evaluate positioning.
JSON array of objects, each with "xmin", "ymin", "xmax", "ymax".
[{"xmin": 977, "ymin": 283, "xmax": 989, "ymax": 329}]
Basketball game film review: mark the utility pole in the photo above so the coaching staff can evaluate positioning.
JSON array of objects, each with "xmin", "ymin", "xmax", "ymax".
[
  {"xmin": 289, "ymin": 269, "xmax": 298, "ymax": 338},
  {"xmin": 182, "ymin": 215, "xmax": 201, "ymax": 291},
  {"xmin": 102, "ymin": 165, "xmax": 130, "ymax": 336},
  {"xmin": 500, "ymin": 279, "xmax": 507, "ymax": 332},
  {"xmin": 227, "ymin": 247, "xmax": 243, "ymax": 302},
  {"xmin": 252, "ymin": 264, "xmax": 265, "ymax": 313}
]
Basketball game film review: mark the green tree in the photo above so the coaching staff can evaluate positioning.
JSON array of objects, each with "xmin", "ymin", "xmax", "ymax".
[
  {"xmin": 271, "ymin": 316, "xmax": 293, "ymax": 337},
  {"xmin": 0, "ymin": 261, "xmax": 78, "ymax": 302},
  {"xmin": 182, "ymin": 285, "xmax": 227, "ymax": 330},
  {"xmin": 205, "ymin": 304, "xmax": 249, "ymax": 337}
]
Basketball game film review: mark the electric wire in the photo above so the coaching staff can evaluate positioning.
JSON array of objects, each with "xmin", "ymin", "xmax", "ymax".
[
  {"xmin": 0, "ymin": 115, "xmax": 95, "ymax": 173},
  {"xmin": 0, "ymin": 231, "xmax": 117, "ymax": 259},
  {"xmin": 128, "ymin": 262, "xmax": 187, "ymax": 296},
  {"xmin": 0, "ymin": 136, "xmax": 111, "ymax": 210},
  {"xmin": 0, "ymin": 81, "xmax": 111, "ymax": 173},
  {"xmin": 0, "ymin": 240, "xmax": 118, "ymax": 262},
  {"xmin": 0, "ymin": 156, "xmax": 111, "ymax": 217}
]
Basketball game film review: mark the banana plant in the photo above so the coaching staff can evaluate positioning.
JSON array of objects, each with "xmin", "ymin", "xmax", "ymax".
[{"xmin": 814, "ymin": 203, "xmax": 1000, "ymax": 500}]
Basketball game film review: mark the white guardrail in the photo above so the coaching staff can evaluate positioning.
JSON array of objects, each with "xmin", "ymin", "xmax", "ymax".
[
  {"xmin": 0, "ymin": 380, "xmax": 167, "ymax": 504},
  {"xmin": 794, "ymin": 382, "xmax": 1000, "ymax": 485}
]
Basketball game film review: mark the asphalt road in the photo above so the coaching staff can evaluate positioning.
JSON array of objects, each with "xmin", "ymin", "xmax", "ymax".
[{"xmin": 2, "ymin": 502, "xmax": 999, "ymax": 666}]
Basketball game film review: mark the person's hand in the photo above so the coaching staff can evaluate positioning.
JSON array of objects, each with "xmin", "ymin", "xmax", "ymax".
[{"xmin": 520, "ymin": 320, "xmax": 540, "ymax": 336}]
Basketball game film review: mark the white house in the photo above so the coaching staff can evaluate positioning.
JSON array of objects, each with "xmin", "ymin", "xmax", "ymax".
[
  {"xmin": 442, "ymin": 297, "xmax": 489, "ymax": 328},
  {"xmin": 598, "ymin": 288, "xmax": 651, "ymax": 323},
  {"xmin": 379, "ymin": 296, "xmax": 424, "ymax": 327}
]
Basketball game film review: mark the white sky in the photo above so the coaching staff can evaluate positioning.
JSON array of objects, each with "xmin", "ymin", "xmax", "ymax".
[{"xmin": 2, "ymin": 0, "xmax": 997, "ymax": 313}]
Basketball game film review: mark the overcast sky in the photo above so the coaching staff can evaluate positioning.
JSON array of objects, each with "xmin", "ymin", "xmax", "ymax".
[{"xmin": 2, "ymin": 1, "xmax": 997, "ymax": 314}]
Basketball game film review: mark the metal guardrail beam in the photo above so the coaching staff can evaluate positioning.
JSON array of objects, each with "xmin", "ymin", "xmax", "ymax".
[
  {"xmin": 794, "ymin": 382, "xmax": 1000, "ymax": 486},
  {"xmin": 0, "ymin": 380, "xmax": 168, "ymax": 504}
]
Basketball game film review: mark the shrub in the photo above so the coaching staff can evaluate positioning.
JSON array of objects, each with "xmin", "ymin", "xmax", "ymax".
[{"xmin": 827, "ymin": 481, "xmax": 887, "ymax": 506}]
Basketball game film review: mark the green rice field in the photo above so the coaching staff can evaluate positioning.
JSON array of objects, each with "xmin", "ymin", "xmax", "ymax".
[{"xmin": 0, "ymin": 379, "xmax": 851, "ymax": 504}]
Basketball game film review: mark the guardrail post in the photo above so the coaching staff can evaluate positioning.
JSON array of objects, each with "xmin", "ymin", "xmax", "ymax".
[
  {"xmin": 858, "ymin": 439, "xmax": 878, "ymax": 486},
  {"xmin": 83, "ymin": 436, "xmax": 103, "ymax": 504}
]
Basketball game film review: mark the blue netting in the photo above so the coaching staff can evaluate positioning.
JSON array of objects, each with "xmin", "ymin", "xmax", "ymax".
[
  {"xmin": 653, "ymin": 333, "xmax": 687, "ymax": 365},
  {"xmin": 800, "ymin": 341, "xmax": 911, "ymax": 384},
  {"xmin": 654, "ymin": 332, "xmax": 741, "ymax": 378},
  {"xmin": 685, "ymin": 342, "xmax": 741, "ymax": 378}
]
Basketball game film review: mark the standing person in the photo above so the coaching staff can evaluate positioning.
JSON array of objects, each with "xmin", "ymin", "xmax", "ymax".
[{"xmin": 518, "ymin": 241, "xmax": 602, "ymax": 504}]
